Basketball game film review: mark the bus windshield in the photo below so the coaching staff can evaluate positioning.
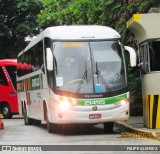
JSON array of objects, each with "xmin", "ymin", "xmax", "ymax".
[{"xmin": 53, "ymin": 41, "xmax": 126, "ymax": 94}]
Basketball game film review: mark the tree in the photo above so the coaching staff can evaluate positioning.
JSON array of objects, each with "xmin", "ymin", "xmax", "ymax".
[
  {"xmin": 38, "ymin": 0, "xmax": 105, "ymax": 27},
  {"xmin": 102, "ymin": 0, "xmax": 160, "ymax": 43},
  {"xmin": 38, "ymin": 0, "xmax": 160, "ymax": 39},
  {"xmin": 0, "ymin": 0, "xmax": 43, "ymax": 59}
]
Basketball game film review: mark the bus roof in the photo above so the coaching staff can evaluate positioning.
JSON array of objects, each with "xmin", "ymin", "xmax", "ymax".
[
  {"xmin": 0, "ymin": 58, "xmax": 17, "ymax": 67},
  {"xmin": 19, "ymin": 25, "xmax": 121, "ymax": 56},
  {"xmin": 126, "ymin": 13, "xmax": 160, "ymax": 44}
]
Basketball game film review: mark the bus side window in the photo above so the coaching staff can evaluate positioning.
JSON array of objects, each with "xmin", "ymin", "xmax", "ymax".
[
  {"xmin": 0, "ymin": 67, "xmax": 8, "ymax": 86},
  {"xmin": 32, "ymin": 41, "xmax": 44, "ymax": 72}
]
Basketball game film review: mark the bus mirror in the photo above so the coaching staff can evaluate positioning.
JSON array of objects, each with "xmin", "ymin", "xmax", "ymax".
[
  {"xmin": 124, "ymin": 46, "xmax": 137, "ymax": 67},
  {"xmin": 46, "ymin": 48, "xmax": 53, "ymax": 71}
]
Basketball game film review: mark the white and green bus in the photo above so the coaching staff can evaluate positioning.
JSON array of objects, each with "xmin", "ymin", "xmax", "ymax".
[{"xmin": 17, "ymin": 25, "xmax": 136, "ymax": 133}]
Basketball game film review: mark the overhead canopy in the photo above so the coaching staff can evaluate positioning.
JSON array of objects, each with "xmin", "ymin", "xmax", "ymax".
[{"xmin": 126, "ymin": 13, "xmax": 160, "ymax": 44}]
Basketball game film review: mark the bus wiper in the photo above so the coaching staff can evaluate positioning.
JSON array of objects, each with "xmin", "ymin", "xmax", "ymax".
[
  {"xmin": 76, "ymin": 61, "xmax": 88, "ymax": 93},
  {"xmin": 95, "ymin": 62, "xmax": 112, "ymax": 93}
]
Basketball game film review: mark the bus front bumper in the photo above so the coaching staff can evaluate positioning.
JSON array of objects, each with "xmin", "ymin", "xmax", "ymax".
[{"xmin": 51, "ymin": 103, "xmax": 129, "ymax": 124}]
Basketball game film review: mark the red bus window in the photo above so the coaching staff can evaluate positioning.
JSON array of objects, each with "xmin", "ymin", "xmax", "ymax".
[
  {"xmin": 0, "ymin": 67, "xmax": 8, "ymax": 86},
  {"xmin": 5, "ymin": 66, "xmax": 17, "ymax": 90}
]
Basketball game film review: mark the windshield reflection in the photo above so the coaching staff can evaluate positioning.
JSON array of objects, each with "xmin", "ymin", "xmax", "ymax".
[
  {"xmin": 91, "ymin": 41, "xmax": 126, "ymax": 92},
  {"xmin": 53, "ymin": 42, "xmax": 93, "ymax": 93},
  {"xmin": 52, "ymin": 41, "xmax": 126, "ymax": 94}
]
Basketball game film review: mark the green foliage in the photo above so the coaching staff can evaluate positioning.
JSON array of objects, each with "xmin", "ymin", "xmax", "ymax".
[
  {"xmin": 38, "ymin": 0, "xmax": 160, "ymax": 41},
  {"xmin": 0, "ymin": 0, "xmax": 43, "ymax": 58},
  {"xmin": 38, "ymin": 0, "xmax": 105, "ymax": 27}
]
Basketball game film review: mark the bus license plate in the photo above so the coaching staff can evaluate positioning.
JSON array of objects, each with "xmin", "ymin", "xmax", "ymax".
[{"xmin": 89, "ymin": 114, "xmax": 101, "ymax": 119}]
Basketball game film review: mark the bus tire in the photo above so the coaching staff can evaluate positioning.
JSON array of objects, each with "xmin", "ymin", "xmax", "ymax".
[
  {"xmin": 2, "ymin": 103, "xmax": 13, "ymax": 119},
  {"xmin": 46, "ymin": 112, "xmax": 56, "ymax": 133},
  {"xmin": 103, "ymin": 122, "xmax": 114, "ymax": 133},
  {"xmin": 47, "ymin": 120, "xmax": 54, "ymax": 133},
  {"xmin": 23, "ymin": 104, "xmax": 33, "ymax": 125}
]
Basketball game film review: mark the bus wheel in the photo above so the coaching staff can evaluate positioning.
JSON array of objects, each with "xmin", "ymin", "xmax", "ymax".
[
  {"xmin": 47, "ymin": 120, "xmax": 55, "ymax": 133},
  {"xmin": 23, "ymin": 105, "xmax": 33, "ymax": 125},
  {"xmin": 2, "ymin": 103, "xmax": 13, "ymax": 119},
  {"xmin": 103, "ymin": 122, "xmax": 114, "ymax": 133},
  {"xmin": 46, "ymin": 112, "xmax": 56, "ymax": 133}
]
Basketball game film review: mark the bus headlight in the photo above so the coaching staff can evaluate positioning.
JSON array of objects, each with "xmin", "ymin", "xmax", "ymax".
[
  {"xmin": 116, "ymin": 99, "xmax": 129, "ymax": 107},
  {"xmin": 59, "ymin": 100, "xmax": 70, "ymax": 111},
  {"xmin": 58, "ymin": 96, "xmax": 77, "ymax": 111}
]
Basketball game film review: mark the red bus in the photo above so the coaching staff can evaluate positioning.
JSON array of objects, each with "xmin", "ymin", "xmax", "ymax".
[{"xmin": 0, "ymin": 58, "xmax": 18, "ymax": 118}]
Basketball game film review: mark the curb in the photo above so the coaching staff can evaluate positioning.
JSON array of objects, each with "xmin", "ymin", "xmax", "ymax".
[{"xmin": 115, "ymin": 121, "xmax": 159, "ymax": 140}]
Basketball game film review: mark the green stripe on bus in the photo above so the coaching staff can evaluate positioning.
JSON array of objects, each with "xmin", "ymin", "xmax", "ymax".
[{"xmin": 76, "ymin": 93, "xmax": 128, "ymax": 106}]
